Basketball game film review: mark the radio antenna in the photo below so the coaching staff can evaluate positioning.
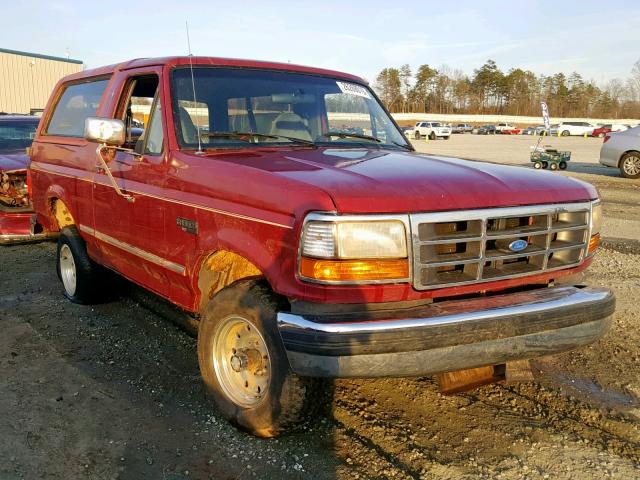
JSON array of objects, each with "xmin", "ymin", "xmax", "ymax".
[{"xmin": 186, "ymin": 21, "xmax": 203, "ymax": 154}]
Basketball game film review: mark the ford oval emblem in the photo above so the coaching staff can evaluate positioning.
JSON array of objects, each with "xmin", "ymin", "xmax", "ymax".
[{"xmin": 509, "ymin": 239, "xmax": 529, "ymax": 252}]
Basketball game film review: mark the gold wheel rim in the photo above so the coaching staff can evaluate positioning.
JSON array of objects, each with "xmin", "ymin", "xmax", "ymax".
[{"xmin": 212, "ymin": 315, "xmax": 271, "ymax": 408}]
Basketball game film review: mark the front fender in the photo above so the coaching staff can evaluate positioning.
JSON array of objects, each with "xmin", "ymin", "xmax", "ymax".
[{"xmin": 190, "ymin": 223, "xmax": 295, "ymax": 308}]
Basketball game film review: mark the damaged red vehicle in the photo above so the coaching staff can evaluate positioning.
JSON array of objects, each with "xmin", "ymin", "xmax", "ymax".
[
  {"xmin": 0, "ymin": 115, "xmax": 53, "ymax": 244},
  {"xmin": 31, "ymin": 57, "xmax": 614, "ymax": 438}
]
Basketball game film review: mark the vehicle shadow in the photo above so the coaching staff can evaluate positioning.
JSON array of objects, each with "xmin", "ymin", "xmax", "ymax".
[{"xmin": 562, "ymin": 162, "xmax": 621, "ymax": 178}]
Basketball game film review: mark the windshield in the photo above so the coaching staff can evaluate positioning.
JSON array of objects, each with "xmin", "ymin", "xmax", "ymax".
[
  {"xmin": 0, "ymin": 121, "xmax": 38, "ymax": 151},
  {"xmin": 171, "ymin": 67, "xmax": 409, "ymax": 150}
]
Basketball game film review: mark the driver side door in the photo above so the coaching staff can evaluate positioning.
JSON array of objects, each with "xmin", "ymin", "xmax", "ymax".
[{"xmin": 91, "ymin": 69, "xmax": 172, "ymax": 296}]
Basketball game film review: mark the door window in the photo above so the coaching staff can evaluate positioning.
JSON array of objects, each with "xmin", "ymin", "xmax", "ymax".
[
  {"xmin": 118, "ymin": 76, "xmax": 160, "ymax": 150},
  {"xmin": 144, "ymin": 98, "xmax": 164, "ymax": 155}
]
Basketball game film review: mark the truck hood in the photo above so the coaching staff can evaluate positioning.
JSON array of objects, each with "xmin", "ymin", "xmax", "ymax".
[
  {"xmin": 0, "ymin": 150, "xmax": 29, "ymax": 173},
  {"xmin": 219, "ymin": 147, "xmax": 598, "ymax": 213}
]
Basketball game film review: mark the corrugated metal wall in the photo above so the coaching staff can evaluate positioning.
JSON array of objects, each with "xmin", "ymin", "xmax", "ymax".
[{"xmin": 0, "ymin": 50, "xmax": 83, "ymax": 114}]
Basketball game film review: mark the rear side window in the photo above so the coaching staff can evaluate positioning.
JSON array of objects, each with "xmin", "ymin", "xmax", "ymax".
[{"xmin": 46, "ymin": 79, "xmax": 110, "ymax": 137}]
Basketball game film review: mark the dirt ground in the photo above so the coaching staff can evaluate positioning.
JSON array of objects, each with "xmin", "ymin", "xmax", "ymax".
[{"xmin": 1, "ymin": 136, "xmax": 639, "ymax": 479}]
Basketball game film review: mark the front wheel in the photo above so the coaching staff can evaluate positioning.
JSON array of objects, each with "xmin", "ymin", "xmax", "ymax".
[
  {"xmin": 620, "ymin": 152, "xmax": 640, "ymax": 179},
  {"xmin": 197, "ymin": 280, "xmax": 321, "ymax": 437},
  {"xmin": 559, "ymin": 161, "xmax": 568, "ymax": 170},
  {"xmin": 429, "ymin": 132, "xmax": 436, "ymax": 140},
  {"xmin": 534, "ymin": 161, "xmax": 543, "ymax": 169},
  {"xmin": 549, "ymin": 162, "xmax": 559, "ymax": 170}
]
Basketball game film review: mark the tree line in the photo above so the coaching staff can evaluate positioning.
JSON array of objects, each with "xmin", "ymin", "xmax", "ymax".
[{"xmin": 374, "ymin": 59, "xmax": 640, "ymax": 119}]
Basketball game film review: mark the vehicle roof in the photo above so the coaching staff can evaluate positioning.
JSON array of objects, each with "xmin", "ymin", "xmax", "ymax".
[
  {"xmin": 0, "ymin": 115, "xmax": 41, "ymax": 123},
  {"xmin": 61, "ymin": 56, "xmax": 367, "ymax": 84}
]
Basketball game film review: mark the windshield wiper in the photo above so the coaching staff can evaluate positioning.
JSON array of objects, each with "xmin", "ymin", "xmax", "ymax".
[
  {"xmin": 200, "ymin": 131, "xmax": 316, "ymax": 146},
  {"xmin": 391, "ymin": 140, "xmax": 413, "ymax": 151},
  {"xmin": 322, "ymin": 131, "xmax": 382, "ymax": 143}
]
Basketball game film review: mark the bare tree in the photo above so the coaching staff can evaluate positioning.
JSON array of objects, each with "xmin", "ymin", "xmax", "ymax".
[{"xmin": 373, "ymin": 59, "xmax": 640, "ymax": 119}]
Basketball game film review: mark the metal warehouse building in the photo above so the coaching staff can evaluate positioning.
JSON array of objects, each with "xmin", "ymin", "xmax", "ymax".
[{"xmin": 0, "ymin": 48, "xmax": 83, "ymax": 115}]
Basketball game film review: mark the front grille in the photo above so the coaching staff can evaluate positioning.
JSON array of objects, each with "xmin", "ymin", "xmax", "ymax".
[{"xmin": 410, "ymin": 203, "xmax": 592, "ymax": 290}]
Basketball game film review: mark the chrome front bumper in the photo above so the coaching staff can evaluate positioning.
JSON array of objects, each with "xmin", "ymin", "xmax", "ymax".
[{"xmin": 277, "ymin": 286, "xmax": 614, "ymax": 378}]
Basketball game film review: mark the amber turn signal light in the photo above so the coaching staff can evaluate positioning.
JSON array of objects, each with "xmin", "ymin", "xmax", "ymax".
[
  {"xmin": 588, "ymin": 233, "xmax": 600, "ymax": 255},
  {"xmin": 300, "ymin": 257, "xmax": 409, "ymax": 282}
]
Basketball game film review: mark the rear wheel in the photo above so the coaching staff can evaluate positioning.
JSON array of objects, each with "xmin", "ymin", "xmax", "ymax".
[
  {"xmin": 197, "ymin": 279, "xmax": 321, "ymax": 437},
  {"xmin": 561, "ymin": 130, "xmax": 570, "ymax": 136},
  {"xmin": 559, "ymin": 161, "xmax": 568, "ymax": 170},
  {"xmin": 533, "ymin": 161, "xmax": 542, "ymax": 169},
  {"xmin": 549, "ymin": 162, "xmax": 559, "ymax": 170},
  {"xmin": 542, "ymin": 161, "xmax": 549, "ymax": 169},
  {"xmin": 56, "ymin": 226, "xmax": 104, "ymax": 304},
  {"xmin": 620, "ymin": 152, "xmax": 640, "ymax": 179},
  {"xmin": 414, "ymin": 131, "xmax": 421, "ymax": 140}
]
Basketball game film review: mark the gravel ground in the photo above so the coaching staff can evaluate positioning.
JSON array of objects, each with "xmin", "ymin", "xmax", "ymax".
[{"xmin": 1, "ymin": 136, "xmax": 639, "ymax": 479}]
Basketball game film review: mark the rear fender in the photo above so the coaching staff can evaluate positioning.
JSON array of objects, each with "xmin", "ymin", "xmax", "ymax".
[{"xmin": 45, "ymin": 186, "xmax": 75, "ymax": 230}]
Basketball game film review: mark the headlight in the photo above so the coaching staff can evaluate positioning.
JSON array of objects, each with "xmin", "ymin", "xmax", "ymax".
[
  {"xmin": 300, "ymin": 216, "xmax": 410, "ymax": 283},
  {"xmin": 590, "ymin": 201, "xmax": 602, "ymax": 234},
  {"xmin": 588, "ymin": 200, "xmax": 602, "ymax": 255}
]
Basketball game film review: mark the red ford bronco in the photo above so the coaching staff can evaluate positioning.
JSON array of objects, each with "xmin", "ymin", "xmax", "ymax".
[{"xmin": 30, "ymin": 57, "xmax": 614, "ymax": 437}]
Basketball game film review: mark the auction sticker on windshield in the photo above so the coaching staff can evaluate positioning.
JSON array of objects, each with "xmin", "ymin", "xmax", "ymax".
[{"xmin": 336, "ymin": 81, "xmax": 371, "ymax": 99}]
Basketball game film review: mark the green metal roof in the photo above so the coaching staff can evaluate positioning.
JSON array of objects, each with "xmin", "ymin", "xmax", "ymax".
[{"xmin": 0, "ymin": 47, "xmax": 83, "ymax": 65}]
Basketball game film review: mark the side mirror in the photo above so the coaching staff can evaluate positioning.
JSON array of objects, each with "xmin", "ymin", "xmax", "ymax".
[{"xmin": 84, "ymin": 117, "xmax": 125, "ymax": 146}]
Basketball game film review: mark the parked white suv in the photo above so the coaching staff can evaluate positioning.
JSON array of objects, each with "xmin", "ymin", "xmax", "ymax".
[
  {"xmin": 550, "ymin": 122, "xmax": 595, "ymax": 137},
  {"xmin": 407, "ymin": 122, "xmax": 451, "ymax": 140}
]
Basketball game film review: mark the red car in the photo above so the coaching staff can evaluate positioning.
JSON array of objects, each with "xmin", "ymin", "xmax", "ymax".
[
  {"xmin": 30, "ymin": 57, "xmax": 613, "ymax": 437},
  {"xmin": 592, "ymin": 126, "xmax": 612, "ymax": 138},
  {"xmin": 501, "ymin": 128, "xmax": 521, "ymax": 135},
  {"xmin": 0, "ymin": 115, "xmax": 53, "ymax": 244},
  {"xmin": 495, "ymin": 123, "xmax": 521, "ymax": 135}
]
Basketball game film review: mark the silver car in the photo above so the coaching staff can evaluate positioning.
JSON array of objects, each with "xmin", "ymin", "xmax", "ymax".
[{"xmin": 599, "ymin": 126, "xmax": 640, "ymax": 178}]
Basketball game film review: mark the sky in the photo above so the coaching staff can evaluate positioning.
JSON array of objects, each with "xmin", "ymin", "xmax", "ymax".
[{"xmin": 1, "ymin": 0, "xmax": 639, "ymax": 85}]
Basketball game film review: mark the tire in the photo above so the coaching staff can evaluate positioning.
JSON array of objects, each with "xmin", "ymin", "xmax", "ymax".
[
  {"xmin": 444, "ymin": 135, "xmax": 450, "ymax": 140},
  {"xmin": 559, "ymin": 161, "xmax": 567, "ymax": 170},
  {"xmin": 197, "ymin": 279, "xmax": 321, "ymax": 438},
  {"xmin": 429, "ymin": 132, "xmax": 436, "ymax": 140},
  {"xmin": 619, "ymin": 152, "xmax": 640, "ymax": 179},
  {"xmin": 561, "ymin": 130, "xmax": 570, "ymax": 137},
  {"xmin": 549, "ymin": 162, "xmax": 559, "ymax": 170},
  {"xmin": 534, "ymin": 162, "xmax": 542, "ymax": 169},
  {"xmin": 56, "ymin": 226, "xmax": 104, "ymax": 304},
  {"xmin": 414, "ymin": 131, "xmax": 421, "ymax": 140},
  {"xmin": 542, "ymin": 161, "xmax": 549, "ymax": 169}
]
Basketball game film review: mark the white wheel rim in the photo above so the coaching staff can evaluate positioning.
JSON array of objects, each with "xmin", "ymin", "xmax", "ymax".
[
  {"xmin": 59, "ymin": 244, "xmax": 77, "ymax": 296},
  {"xmin": 622, "ymin": 155, "xmax": 640, "ymax": 176},
  {"xmin": 212, "ymin": 315, "xmax": 271, "ymax": 408}
]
